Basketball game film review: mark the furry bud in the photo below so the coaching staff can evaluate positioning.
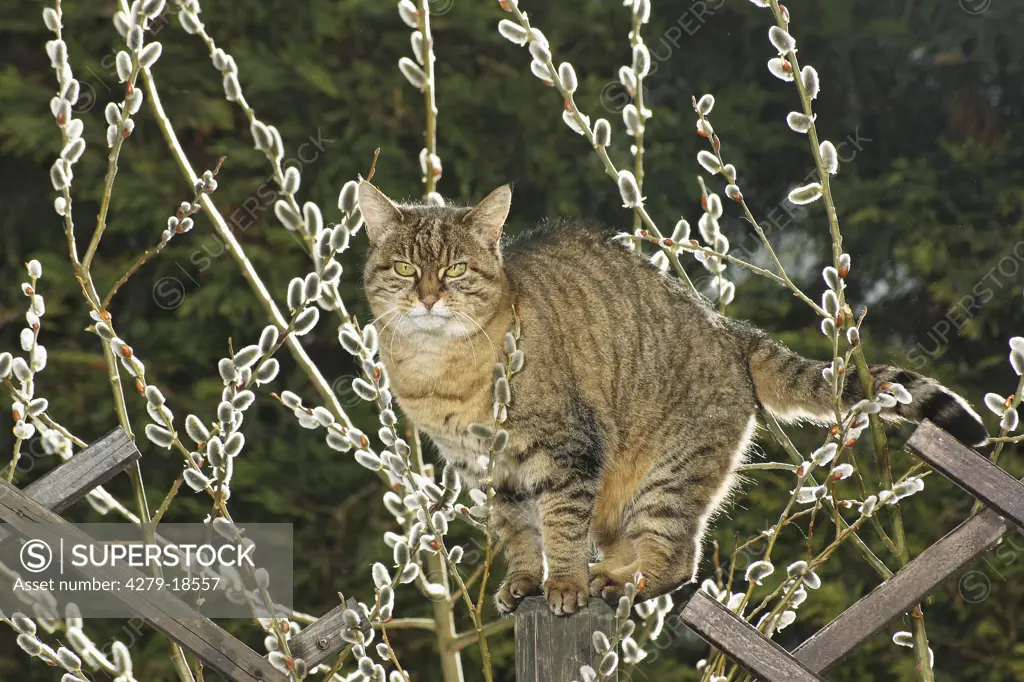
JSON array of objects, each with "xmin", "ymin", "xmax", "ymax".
[
  {"xmin": 786, "ymin": 112, "xmax": 813, "ymax": 133},
  {"xmin": 183, "ymin": 467, "xmax": 211, "ymax": 492},
  {"xmin": 222, "ymin": 73, "xmax": 241, "ymax": 101},
  {"xmin": 671, "ymin": 219, "xmax": 691, "ymax": 241},
  {"xmin": 398, "ymin": 57, "xmax": 427, "ymax": 89},
  {"xmin": 115, "ymin": 51, "xmax": 133, "ymax": 82},
  {"xmin": 623, "ymin": 104, "xmax": 642, "ymax": 135},
  {"xmin": 788, "ymin": 183, "xmax": 823, "ymax": 205},
  {"xmin": 282, "ymin": 167, "xmax": 300, "ymax": 194},
  {"xmin": 498, "ymin": 20, "xmax": 529, "ymax": 46},
  {"xmin": 494, "ymin": 377, "xmax": 511, "ymax": 404},
  {"xmin": 139, "ymin": 42, "xmax": 162, "ymax": 68},
  {"xmin": 768, "ymin": 26, "xmax": 796, "ymax": 54},
  {"xmin": 819, "ymin": 140, "xmax": 838, "ymax": 175},
  {"xmin": 275, "ymin": 201, "xmax": 301, "ymax": 231},
  {"xmin": 43, "ymin": 8, "xmax": 60, "ymax": 32},
  {"xmin": 529, "ymin": 39, "xmax": 551, "ymax": 63},
  {"xmin": 619, "ymin": 66, "xmax": 637, "ymax": 91},
  {"xmin": 802, "ymin": 65, "xmax": 819, "ymax": 99},
  {"xmin": 397, "ymin": 0, "xmax": 418, "ymax": 28},
  {"xmin": 251, "ymin": 120, "xmax": 273, "ymax": 150},
  {"xmin": 632, "ymin": 43, "xmax": 650, "ymax": 78},
  {"xmin": 558, "ymin": 62, "xmax": 577, "ymax": 93},
  {"xmin": 338, "ymin": 180, "xmax": 359, "ymax": 213},
  {"xmin": 617, "ymin": 170, "xmax": 642, "ymax": 208},
  {"xmin": 145, "ymin": 424, "xmax": 174, "ymax": 449},
  {"xmin": 768, "ymin": 57, "xmax": 795, "ymax": 82},
  {"xmin": 697, "ymin": 151, "xmax": 722, "ymax": 175}
]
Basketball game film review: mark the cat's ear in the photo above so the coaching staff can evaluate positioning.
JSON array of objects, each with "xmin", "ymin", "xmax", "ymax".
[
  {"xmin": 358, "ymin": 181, "xmax": 404, "ymax": 244},
  {"xmin": 463, "ymin": 185, "xmax": 511, "ymax": 244}
]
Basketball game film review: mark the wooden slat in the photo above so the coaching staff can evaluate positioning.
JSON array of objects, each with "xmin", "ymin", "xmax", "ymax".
[
  {"xmin": 907, "ymin": 420, "xmax": 1024, "ymax": 529},
  {"xmin": 290, "ymin": 598, "xmax": 371, "ymax": 669},
  {"xmin": 24, "ymin": 428, "xmax": 140, "ymax": 512},
  {"xmin": 675, "ymin": 586, "xmax": 826, "ymax": 682},
  {"xmin": 0, "ymin": 428, "xmax": 139, "ymax": 546},
  {"xmin": 0, "ymin": 479, "xmax": 288, "ymax": 682},
  {"xmin": 515, "ymin": 596, "xmax": 618, "ymax": 681},
  {"xmin": 793, "ymin": 508, "xmax": 1010, "ymax": 673}
]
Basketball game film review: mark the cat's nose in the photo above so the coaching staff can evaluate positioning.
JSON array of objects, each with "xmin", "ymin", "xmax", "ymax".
[{"xmin": 420, "ymin": 294, "xmax": 439, "ymax": 310}]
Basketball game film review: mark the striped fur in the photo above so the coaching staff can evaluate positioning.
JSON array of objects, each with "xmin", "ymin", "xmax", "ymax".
[
  {"xmin": 743, "ymin": 325, "xmax": 987, "ymax": 446},
  {"xmin": 359, "ymin": 183, "xmax": 987, "ymax": 615}
]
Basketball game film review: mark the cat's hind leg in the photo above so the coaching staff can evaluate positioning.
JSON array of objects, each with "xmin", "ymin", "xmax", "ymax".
[
  {"xmin": 603, "ymin": 418, "xmax": 754, "ymax": 602},
  {"xmin": 589, "ymin": 535, "xmax": 640, "ymax": 601}
]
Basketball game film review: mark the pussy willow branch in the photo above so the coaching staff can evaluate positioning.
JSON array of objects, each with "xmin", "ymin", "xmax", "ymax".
[
  {"xmin": 410, "ymin": 429, "xmax": 465, "ymax": 682},
  {"xmin": 974, "ymin": 371, "xmax": 1024, "ymax": 512},
  {"xmin": 401, "ymin": 10, "xmax": 466, "ymax": 676},
  {"xmin": 418, "ymin": 0, "xmax": 439, "ymax": 199},
  {"xmin": 693, "ymin": 109, "xmax": 827, "ymax": 318},
  {"xmin": 5, "ymin": 271, "xmax": 40, "ymax": 481},
  {"xmin": 94, "ymin": 309, "xmax": 298, "ymax": 665},
  {"xmin": 130, "ymin": 53, "xmax": 347, "ymax": 424},
  {"xmin": 169, "ymin": 1, "xmax": 315, "ymax": 253},
  {"xmin": 765, "ymin": 1, "xmax": 931, "ymax": 677},
  {"xmin": 636, "ymin": 233, "xmax": 784, "ymax": 286},
  {"xmin": 628, "ymin": 11, "xmax": 646, "ymax": 232},
  {"xmin": 391, "ymin": 424, "xmax": 493, "ymax": 681},
  {"xmin": 83, "ymin": 15, "xmax": 150, "ymax": 271},
  {"xmin": 752, "ymin": 513, "xmax": 870, "ymax": 638},
  {"xmin": 504, "ymin": 4, "xmax": 697, "ymax": 294},
  {"xmin": 477, "ymin": 311, "xmax": 520, "ymax": 613},
  {"xmin": 451, "ymin": 618, "xmax": 515, "ymax": 652},
  {"xmin": 103, "ymin": 156, "xmax": 226, "ymax": 309},
  {"xmin": 97, "ymin": 10, "xmax": 323, "ymax": 671},
  {"xmin": 703, "ymin": 412, "xmax": 889, "ymax": 681},
  {"xmin": 44, "ymin": 5, "xmax": 194, "ymax": 678},
  {"xmin": 420, "ymin": 507, "xmax": 492, "ymax": 682}
]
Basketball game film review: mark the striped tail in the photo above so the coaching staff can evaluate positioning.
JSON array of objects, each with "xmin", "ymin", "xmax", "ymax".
[{"xmin": 744, "ymin": 329, "xmax": 987, "ymax": 447}]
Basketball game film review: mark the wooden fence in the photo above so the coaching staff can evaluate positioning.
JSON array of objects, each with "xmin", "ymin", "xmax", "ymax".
[
  {"xmin": 515, "ymin": 420, "xmax": 1024, "ymax": 681},
  {"xmin": 0, "ymin": 428, "xmax": 365, "ymax": 681},
  {"xmin": 0, "ymin": 420, "xmax": 1019, "ymax": 681}
]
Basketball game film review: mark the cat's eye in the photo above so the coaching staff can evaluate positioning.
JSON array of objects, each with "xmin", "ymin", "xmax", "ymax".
[
  {"xmin": 444, "ymin": 263, "xmax": 468, "ymax": 278},
  {"xmin": 393, "ymin": 261, "xmax": 416, "ymax": 277}
]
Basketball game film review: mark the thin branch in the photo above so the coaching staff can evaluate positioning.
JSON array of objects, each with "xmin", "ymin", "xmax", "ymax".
[
  {"xmin": 102, "ymin": 156, "xmax": 226, "ymax": 309},
  {"xmin": 133, "ymin": 56, "xmax": 349, "ymax": 423}
]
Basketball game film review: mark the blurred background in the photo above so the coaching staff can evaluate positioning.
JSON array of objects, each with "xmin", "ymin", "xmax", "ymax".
[{"xmin": 1, "ymin": 0, "xmax": 1022, "ymax": 680}]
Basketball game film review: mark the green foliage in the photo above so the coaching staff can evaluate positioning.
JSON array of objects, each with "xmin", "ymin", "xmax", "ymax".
[{"xmin": 0, "ymin": 1, "xmax": 1021, "ymax": 680}]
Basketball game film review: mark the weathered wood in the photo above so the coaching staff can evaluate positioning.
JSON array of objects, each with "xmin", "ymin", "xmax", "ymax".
[
  {"xmin": 290, "ymin": 597, "xmax": 371, "ymax": 669},
  {"xmin": 907, "ymin": 420, "xmax": 1024, "ymax": 529},
  {"xmin": 675, "ymin": 587, "xmax": 826, "ymax": 682},
  {"xmin": 0, "ymin": 428, "xmax": 139, "ymax": 550},
  {"xmin": 22, "ymin": 428, "xmax": 140, "ymax": 512},
  {"xmin": 793, "ymin": 507, "xmax": 1011, "ymax": 673},
  {"xmin": 0, "ymin": 478, "xmax": 288, "ymax": 682},
  {"xmin": 515, "ymin": 596, "xmax": 618, "ymax": 681}
]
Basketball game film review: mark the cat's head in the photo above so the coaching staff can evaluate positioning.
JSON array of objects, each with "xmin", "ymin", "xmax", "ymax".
[{"xmin": 360, "ymin": 182, "xmax": 512, "ymax": 339}]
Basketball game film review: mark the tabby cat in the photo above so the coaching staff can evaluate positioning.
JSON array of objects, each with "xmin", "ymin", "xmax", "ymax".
[{"xmin": 359, "ymin": 181, "xmax": 987, "ymax": 616}]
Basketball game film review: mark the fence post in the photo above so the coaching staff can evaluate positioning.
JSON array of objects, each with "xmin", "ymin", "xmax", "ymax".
[{"xmin": 515, "ymin": 596, "xmax": 617, "ymax": 681}]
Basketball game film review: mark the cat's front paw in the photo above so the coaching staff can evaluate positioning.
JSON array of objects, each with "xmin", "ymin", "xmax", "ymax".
[
  {"xmin": 495, "ymin": 572, "xmax": 542, "ymax": 616},
  {"xmin": 544, "ymin": 576, "xmax": 589, "ymax": 616}
]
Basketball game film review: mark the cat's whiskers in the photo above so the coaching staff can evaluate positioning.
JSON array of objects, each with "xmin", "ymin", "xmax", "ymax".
[
  {"xmin": 387, "ymin": 311, "xmax": 412, "ymax": 360},
  {"xmin": 451, "ymin": 309, "xmax": 498, "ymax": 363},
  {"xmin": 372, "ymin": 309, "xmax": 404, "ymax": 355},
  {"xmin": 366, "ymin": 307, "xmax": 400, "ymax": 330},
  {"xmin": 447, "ymin": 314, "xmax": 480, "ymax": 365}
]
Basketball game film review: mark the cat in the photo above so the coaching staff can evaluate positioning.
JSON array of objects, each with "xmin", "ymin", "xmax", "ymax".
[{"xmin": 358, "ymin": 181, "xmax": 988, "ymax": 617}]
